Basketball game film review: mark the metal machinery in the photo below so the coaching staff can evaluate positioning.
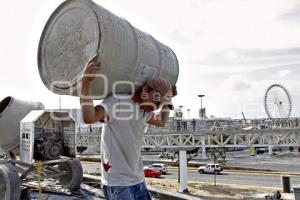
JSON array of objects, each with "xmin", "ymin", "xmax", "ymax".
[{"xmin": 1, "ymin": 109, "xmax": 83, "ymax": 200}]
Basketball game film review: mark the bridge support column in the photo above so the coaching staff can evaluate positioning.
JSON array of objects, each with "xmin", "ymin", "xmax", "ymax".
[
  {"xmin": 201, "ymin": 138, "xmax": 207, "ymax": 160},
  {"xmin": 179, "ymin": 150, "xmax": 188, "ymax": 193},
  {"xmin": 268, "ymin": 145, "xmax": 273, "ymax": 155}
]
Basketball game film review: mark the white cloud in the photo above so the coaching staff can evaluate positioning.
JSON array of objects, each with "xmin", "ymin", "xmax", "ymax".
[
  {"xmin": 222, "ymin": 75, "xmax": 252, "ymax": 91},
  {"xmin": 0, "ymin": 0, "xmax": 299, "ymax": 119},
  {"xmin": 224, "ymin": 51, "xmax": 240, "ymax": 60},
  {"xmin": 271, "ymin": 70, "xmax": 292, "ymax": 78}
]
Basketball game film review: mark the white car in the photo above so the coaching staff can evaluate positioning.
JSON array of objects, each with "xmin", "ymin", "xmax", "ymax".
[
  {"xmin": 148, "ymin": 163, "xmax": 168, "ymax": 174},
  {"xmin": 198, "ymin": 163, "xmax": 223, "ymax": 174},
  {"xmin": 158, "ymin": 152, "xmax": 173, "ymax": 159}
]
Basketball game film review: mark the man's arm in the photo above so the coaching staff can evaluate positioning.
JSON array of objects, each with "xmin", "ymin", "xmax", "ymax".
[
  {"xmin": 80, "ymin": 81, "xmax": 106, "ymax": 124},
  {"xmin": 80, "ymin": 55, "xmax": 106, "ymax": 124}
]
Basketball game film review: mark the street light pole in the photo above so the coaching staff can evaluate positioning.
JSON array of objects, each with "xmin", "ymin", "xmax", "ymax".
[
  {"xmin": 177, "ymin": 106, "xmax": 183, "ymax": 184},
  {"xmin": 187, "ymin": 109, "xmax": 190, "ymax": 119},
  {"xmin": 179, "ymin": 105, "xmax": 183, "ymax": 119},
  {"xmin": 198, "ymin": 95, "xmax": 205, "ymax": 110},
  {"xmin": 198, "ymin": 94, "xmax": 205, "ymax": 118},
  {"xmin": 198, "ymin": 94, "xmax": 206, "ymax": 160}
]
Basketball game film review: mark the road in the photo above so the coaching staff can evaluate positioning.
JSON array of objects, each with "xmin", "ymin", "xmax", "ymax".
[
  {"xmin": 143, "ymin": 151, "xmax": 300, "ymax": 172},
  {"xmin": 82, "ymin": 162, "xmax": 300, "ymax": 188},
  {"xmin": 165, "ymin": 169, "xmax": 300, "ymax": 188}
]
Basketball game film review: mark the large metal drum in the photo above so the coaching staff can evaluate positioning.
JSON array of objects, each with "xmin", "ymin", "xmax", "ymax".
[
  {"xmin": 0, "ymin": 97, "xmax": 44, "ymax": 152},
  {"xmin": 38, "ymin": 0, "xmax": 179, "ymax": 98}
]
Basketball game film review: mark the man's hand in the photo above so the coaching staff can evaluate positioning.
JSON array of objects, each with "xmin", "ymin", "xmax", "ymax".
[
  {"xmin": 172, "ymin": 85, "xmax": 177, "ymax": 97},
  {"xmin": 160, "ymin": 85, "xmax": 177, "ymax": 110},
  {"xmin": 82, "ymin": 54, "xmax": 101, "ymax": 83}
]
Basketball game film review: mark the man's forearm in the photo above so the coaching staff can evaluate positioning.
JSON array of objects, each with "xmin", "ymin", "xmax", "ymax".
[
  {"xmin": 80, "ymin": 80, "xmax": 96, "ymax": 123},
  {"xmin": 159, "ymin": 105, "xmax": 170, "ymax": 125}
]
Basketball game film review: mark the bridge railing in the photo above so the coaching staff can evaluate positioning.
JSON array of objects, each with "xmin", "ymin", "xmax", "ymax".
[
  {"xmin": 143, "ymin": 129, "xmax": 300, "ymax": 149},
  {"xmin": 74, "ymin": 125, "xmax": 300, "ymax": 149}
]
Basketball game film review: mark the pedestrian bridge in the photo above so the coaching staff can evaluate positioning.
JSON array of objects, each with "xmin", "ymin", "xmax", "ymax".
[
  {"xmin": 143, "ymin": 128, "xmax": 300, "ymax": 149},
  {"xmin": 76, "ymin": 127, "xmax": 300, "ymax": 149}
]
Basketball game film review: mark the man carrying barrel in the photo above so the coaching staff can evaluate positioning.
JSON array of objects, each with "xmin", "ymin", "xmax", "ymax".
[{"xmin": 80, "ymin": 57, "xmax": 177, "ymax": 200}]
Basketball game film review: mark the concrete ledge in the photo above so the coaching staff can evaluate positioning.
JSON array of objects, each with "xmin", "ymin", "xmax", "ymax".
[{"xmin": 148, "ymin": 186, "xmax": 202, "ymax": 200}]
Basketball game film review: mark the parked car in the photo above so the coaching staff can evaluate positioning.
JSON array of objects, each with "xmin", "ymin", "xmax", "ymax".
[
  {"xmin": 256, "ymin": 147, "xmax": 268, "ymax": 155},
  {"xmin": 158, "ymin": 152, "xmax": 174, "ymax": 159},
  {"xmin": 144, "ymin": 168, "xmax": 161, "ymax": 178},
  {"xmin": 148, "ymin": 163, "xmax": 168, "ymax": 174},
  {"xmin": 198, "ymin": 163, "xmax": 223, "ymax": 174}
]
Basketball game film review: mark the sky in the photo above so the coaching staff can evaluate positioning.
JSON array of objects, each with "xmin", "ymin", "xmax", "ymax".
[{"xmin": 0, "ymin": 0, "xmax": 299, "ymax": 119}]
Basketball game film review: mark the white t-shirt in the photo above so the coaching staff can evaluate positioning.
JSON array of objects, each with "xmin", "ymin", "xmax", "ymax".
[{"xmin": 100, "ymin": 95, "xmax": 151, "ymax": 186}]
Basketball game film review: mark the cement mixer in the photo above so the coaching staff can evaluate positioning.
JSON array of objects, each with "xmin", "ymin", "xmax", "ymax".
[
  {"xmin": 0, "ymin": 96, "xmax": 44, "ymax": 152},
  {"xmin": 38, "ymin": 0, "xmax": 179, "ymax": 98},
  {"xmin": 0, "ymin": 97, "xmax": 83, "ymax": 200}
]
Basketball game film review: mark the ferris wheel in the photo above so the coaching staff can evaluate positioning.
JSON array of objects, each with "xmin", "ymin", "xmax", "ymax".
[{"xmin": 264, "ymin": 84, "xmax": 292, "ymax": 120}]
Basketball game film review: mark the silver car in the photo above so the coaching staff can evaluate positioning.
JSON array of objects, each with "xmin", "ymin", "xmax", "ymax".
[
  {"xmin": 198, "ymin": 163, "xmax": 223, "ymax": 174},
  {"xmin": 149, "ymin": 163, "xmax": 168, "ymax": 174}
]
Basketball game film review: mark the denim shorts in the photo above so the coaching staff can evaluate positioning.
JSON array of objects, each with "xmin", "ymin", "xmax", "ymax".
[{"xmin": 103, "ymin": 181, "xmax": 152, "ymax": 200}]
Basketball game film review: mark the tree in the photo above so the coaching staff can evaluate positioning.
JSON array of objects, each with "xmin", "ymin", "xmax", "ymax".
[
  {"xmin": 207, "ymin": 147, "xmax": 226, "ymax": 164},
  {"xmin": 207, "ymin": 147, "xmax": 227, "ymax": 186}
]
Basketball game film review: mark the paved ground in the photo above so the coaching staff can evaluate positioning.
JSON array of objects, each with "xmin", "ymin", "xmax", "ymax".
[
  {"xmin": 146, "ymin": 179, "xmax": 295, "ymax": 200},
  {"xmin": 142, "ymin": 150, "xmax": 300, "ymax": 172},
  {"xmin": 225, "ymin": 152, "xmax": 300, "ymax": 172},
  {"xmin": 166, "ymin": 169, "xmax": 300, "ymax": 188}
]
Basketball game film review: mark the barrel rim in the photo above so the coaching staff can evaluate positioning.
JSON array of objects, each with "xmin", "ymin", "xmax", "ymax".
[
  {"xmin": 169, "ymin": 47, "xmax": 180, "ymax": 86},
  {"xmin": 37, "ymin": 0, "xmax": 101, "ymax": 95}
]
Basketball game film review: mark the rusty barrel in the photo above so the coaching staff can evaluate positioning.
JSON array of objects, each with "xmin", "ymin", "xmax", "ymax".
[{"xmin": 38, "ymin": 0, "xmax": 179, "ymax": 98}]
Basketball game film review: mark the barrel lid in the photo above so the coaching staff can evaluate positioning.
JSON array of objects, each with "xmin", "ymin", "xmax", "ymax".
[{"xmin": 38, "ymin": 0, "xmax": 100, "ymax": 95}]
